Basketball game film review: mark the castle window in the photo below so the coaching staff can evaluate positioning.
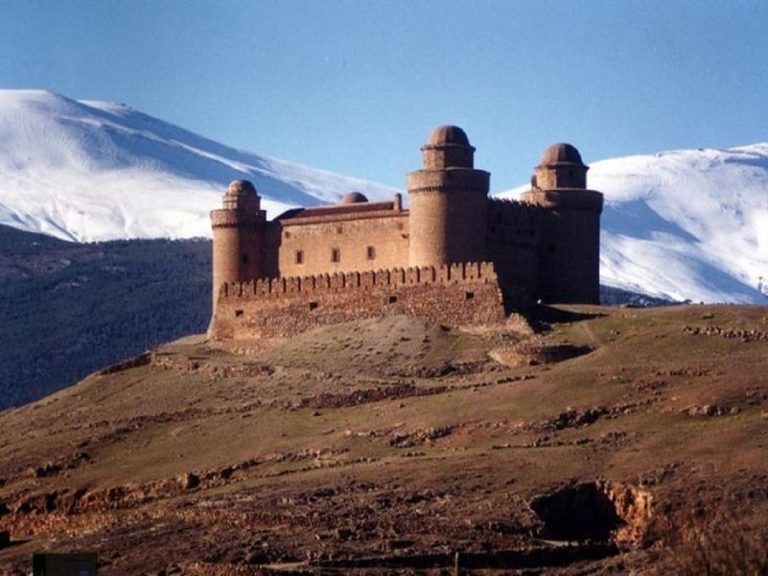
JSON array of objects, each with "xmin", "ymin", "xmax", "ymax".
[
  {"xmin": 366, "ymin": 246, "xmax": 376, "ymax": 260},
  {"xmin": 331, "ymin": 248, "xmax": 341, "ymax": 263},
  {"xmin": 295, "ymin": 250, "xmax": 304, "ymax": 264},
  {"xmin": 242, "ymin": 254, "xmax": 249, "ymax": 264},
  {"xmin": 309, "ymin": 302, "xmax": 318, "ymax": 311},
  {"xmin": 336, "ymin": 226, "xmax": 343, "ymax": 234},
  {"xmin": 235, "ymin": 309, "xmax": 244, "ymax": 317},
  {"xmin": 284, "ymin": 231, "xmax": 291, "ymax": 239},
  {"xmin": 397, "ymin": 222, "xmax": 404, "ymax": 231},
  {"xmin": 465, "ymin": 291, "xmax": 475, "ymax": 301},
  {"xmin": 388, "ymin": 295, "xmax": 398, "ymax": 304}
]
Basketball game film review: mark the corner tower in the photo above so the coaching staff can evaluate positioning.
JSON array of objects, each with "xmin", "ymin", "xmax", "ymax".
[
  {"xmin": 407, "ymin": 125, "xmax": 490, "ymax": 267},
  {"xmin": 522, "ymin": 144, "xmax": 603, "ymax": 304},
  {"xmin": 210, "ymin": 180, "xmax": 266, "ymax": 310}
]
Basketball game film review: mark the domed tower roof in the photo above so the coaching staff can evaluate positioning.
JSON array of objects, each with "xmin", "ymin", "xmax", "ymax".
[
  {"xmin": 340, "ymin": 191, "xmax": 369, "ymax": 205},
  {"xmin": 226, "ymin": 179, "xmax": 257, "ymax": 196},
  {"xmin": 223, "ymin": 179, "xmax": 260, "ymax": 211},
  {"xmin": 421, "ymin": 125, "xmax": 475, "ymax": 169},
  {"xmin": 424, "ymin": 125, "xmax": 473, "ymax": 149},
  {"xmin": 532, "ymin": 143, "xmax": 589, "ymax": 190},
  {"xmin": 538, "ymin": 143, "xmax": 584, "ymax": 167}
]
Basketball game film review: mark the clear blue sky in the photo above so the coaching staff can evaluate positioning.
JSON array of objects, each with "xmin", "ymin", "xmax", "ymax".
[{"xmin": 1, "ymin": 0, "xmax": 766, "ymax": 190}]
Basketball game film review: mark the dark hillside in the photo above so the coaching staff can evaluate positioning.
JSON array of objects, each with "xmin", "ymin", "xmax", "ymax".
[{"xmin": 0, "ymin": 225, "xmax": 211, "ymax": 408}]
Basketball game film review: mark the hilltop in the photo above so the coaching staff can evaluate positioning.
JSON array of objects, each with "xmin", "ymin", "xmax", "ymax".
[{"xmin": 0, "ymin": 304, "xmax": 766, "ymax": 574}]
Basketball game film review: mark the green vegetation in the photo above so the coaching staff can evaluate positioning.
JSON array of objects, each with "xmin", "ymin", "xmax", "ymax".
[{"xmin": 0, "ymin": 225, "xmax": 211, "ymax": 408}]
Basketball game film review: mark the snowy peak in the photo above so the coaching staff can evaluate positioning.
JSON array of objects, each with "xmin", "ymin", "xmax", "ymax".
[
  {"xmin": 1, "ymin": 90, "xmax": 766, "ymax": 304},
  {"xmin": 0, "ymin": 90, "xmax": 398, "ymax": 241},
  {"xmin": 501, "ymin": 143, "xmax": 768, "ymax": 304}
]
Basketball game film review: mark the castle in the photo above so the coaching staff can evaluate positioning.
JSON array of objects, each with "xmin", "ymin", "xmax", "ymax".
[{"xmin": 208, "ymin": 126, "xmax": 603, "ymax": 340}]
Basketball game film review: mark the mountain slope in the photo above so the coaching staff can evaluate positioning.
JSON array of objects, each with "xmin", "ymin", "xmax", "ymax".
[
  {"xmin": 501, "ymin": 144, "xmax": 768, "ymax": 304},
  {"xmin": 0, "ymin": 224, "xmax": 211, "ymax": 408},
  {"xmin": 1, "ymin": 305, "xmax": 767, "ymax": 574},
  {"xmin": 0, "ymin": 90, "xmax": 398, "ymax": 242},
  {"xmin": 2, "ymin": 90, "xmax": 766, "ymax": 303}
]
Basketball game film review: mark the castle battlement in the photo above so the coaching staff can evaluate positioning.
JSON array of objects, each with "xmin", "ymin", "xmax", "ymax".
[
  {"xmin": 488, "ymin": 198, "xmax": 543, "ymax": 226},
  {"xmin": 488, "ymin": 197, "xmax": 543, "ymax": 213},
  {"xmin": 218, "ymin": 261, "xmax": 498, "ymax": 301},
  {"xmin": 210, "ymin": 261, "xmax": 506, "ymax": 340},
  {"xmin": 207, "ymin": 126, "xmax": 603, "ymax": 340}
]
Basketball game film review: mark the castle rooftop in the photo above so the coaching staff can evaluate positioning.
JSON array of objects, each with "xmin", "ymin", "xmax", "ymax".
[
  {"xmin": 276, "ymin": 198, "xmax": 404, "ymax": 223},
  {"xmin": 340, "ymin": 191, "xmax": 369, "ymax": 205},
  {"xmin": 222, "ymin": 179, "xmax": 260, "ymax": 211},
  {"xmin": 538, "ymin": 143, "xmax": 584, "ymax": 167},
  {"xmin": 423, "ymin": 125, "xmax": 474, "ymax": 150},
  {"xmin": 226, "ymin": 179, "xmax": 257, "ymax": 196},
  {"xmin": 419, "ymin": 125, "xmax": 476, "ymax": 170}
]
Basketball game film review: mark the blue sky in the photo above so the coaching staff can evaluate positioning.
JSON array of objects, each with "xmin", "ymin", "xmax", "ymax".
[{"xmin": 1, "ymin": 0, "xmax": 766, "ymax": 190}]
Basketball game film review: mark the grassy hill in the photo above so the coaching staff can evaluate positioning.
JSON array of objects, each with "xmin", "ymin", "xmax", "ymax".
[
  {"xmin": 0, "ymin": 224, "xmax": 672, "ymax": 413},
  {"xmin": 0, "ymin": 304, "xmax": 766, "ymax": 574},
  {"xmin": 0, "ymin": 225, "xmax": 211, "ymax": 408}
]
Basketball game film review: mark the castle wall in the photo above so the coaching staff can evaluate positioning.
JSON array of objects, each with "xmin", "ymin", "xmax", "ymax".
[
  {"xmin": 209, "ymin": 261, "xmax": 506, "ymax": 340},
  {"xmin": 522, "ymin": 189, "xmax": 603, "ymax": 304},
  {"xmin": 276, "ymin": 212, "xmax": 410, "ymax": 277},
  {"xmin": 210, "ymin": 209, "xmax": 263, "ymax": 311},
  {"xmin": 486, "ymin": 199, "xmax": 542, "ymax": 307},
  {"xmin": 537, "ymin": 209, "xmax": 601, "ymax": 303},
  {"xmin": 407, "ymin": 170, "xmax": 489, "ymax": 267},
  {"xmin": 535, "ymin": 165, "xmax": 587, "ymax": 190},
  {"xmin": 261, "ymin": 221, "xmax": 281, "ymax": 279},
  {"xmin": 208, "ymin": 131, "xmax": 605, "ymax": 340}
]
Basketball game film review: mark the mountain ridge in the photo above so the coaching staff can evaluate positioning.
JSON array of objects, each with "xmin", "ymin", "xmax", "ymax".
[
  {"xmin": 1, "ymin": 89, "xmax": 767, "ymax": 304},
  {"xmin": 0, "ymin": 90, "xmax": 398, "ymax": 241},
  {"xmin": 502, "ymin": 142, "xmax": 768, "ymax": 304}
]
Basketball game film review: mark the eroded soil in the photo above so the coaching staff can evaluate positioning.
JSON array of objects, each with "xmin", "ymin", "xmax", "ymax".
[{"xmin": 1, "ymin": 306, "xmax": 767, "ymax": 574}]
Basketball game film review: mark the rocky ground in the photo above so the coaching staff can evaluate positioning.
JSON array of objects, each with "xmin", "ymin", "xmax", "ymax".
[{"xmin": 1, "ymin": 305, "xmax": 767, "ymax": 574}]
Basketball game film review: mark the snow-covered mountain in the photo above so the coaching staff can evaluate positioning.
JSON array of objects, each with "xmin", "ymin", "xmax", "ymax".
[
  {"xmin": 0, "ymin": 90, "xmax": 398, "ymax": 242},
  {"xmin": 501, "ymin": 144, "xmax": 768, "ymax": 304},
  {"xmin": 1, "ymin": 90, "xmax": 766, "ymax": 304}
]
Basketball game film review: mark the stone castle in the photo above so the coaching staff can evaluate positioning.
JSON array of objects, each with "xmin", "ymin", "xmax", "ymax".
[{"xmin": 208, "ymin": 126, "xmax": 603, "ymax": 340}]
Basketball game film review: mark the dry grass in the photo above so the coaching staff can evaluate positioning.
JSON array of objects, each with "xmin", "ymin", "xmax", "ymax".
[
  {"xmin": 0, "ymin": 304, "xmax": 767, "ymax": 574},
  {"xmin": 659, "ymin": 501, "xmax": 768, "ymax": 575}
]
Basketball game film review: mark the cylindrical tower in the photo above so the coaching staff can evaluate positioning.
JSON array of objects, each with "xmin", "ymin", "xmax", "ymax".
[
  {"xmin": 210, "ymin": 180, "xmax": 266, "ymax": 311},
  {"xmin": 407, "ymin": 125, "xmax": 490, "ymax": 267},
  {"xmin": 522, "ymin": 143, "xmax": 603, "ymax": 304}
]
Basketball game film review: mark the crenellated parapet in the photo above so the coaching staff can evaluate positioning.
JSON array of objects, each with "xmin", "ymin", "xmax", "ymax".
[
  {"xmin": 487, "ymin": 198, "xmax": 543, "ymax": 241},
  {"xmin": 207, "ymin": 128, "xmax": 604, "ymax": 340},
  {"xmin": 218, "ymin": 261, "xmax": 499, "ymax": 301},
  {"xmin": 488, "ymin": 196, "xmax": 544, "ymax": 215},
  {"xmin": 209, "ymin": 262, "xmax": 506, "ymax": 340}
]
